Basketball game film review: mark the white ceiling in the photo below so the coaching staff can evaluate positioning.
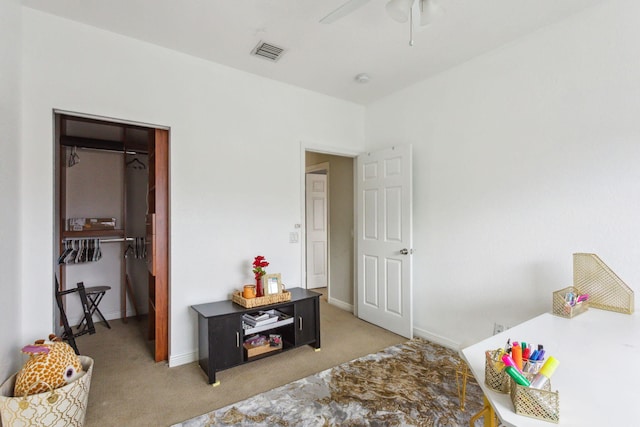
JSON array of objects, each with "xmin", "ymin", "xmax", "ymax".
[{"xmin": 22, "ymin": 0, "xmax": 604, "ymax": 105}]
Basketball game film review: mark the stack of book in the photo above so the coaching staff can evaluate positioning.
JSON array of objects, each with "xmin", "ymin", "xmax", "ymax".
[{"xmin": 242, "ymin": 311, "xmax": 279, "ymax": 327}]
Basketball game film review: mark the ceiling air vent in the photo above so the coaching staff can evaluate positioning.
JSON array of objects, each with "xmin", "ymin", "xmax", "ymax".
[{"xmin": 251, "ymin": 41, "xmax": 286, "ymax": 62}]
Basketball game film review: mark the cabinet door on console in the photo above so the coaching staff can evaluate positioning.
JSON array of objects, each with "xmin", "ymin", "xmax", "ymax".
[
  {"xmin": 295, "ymin": 297, "xmax": 319, "ymax": 347},
  {"xmin": 211, "ymin": 314, "xmax": 243, "ymax": 370}
]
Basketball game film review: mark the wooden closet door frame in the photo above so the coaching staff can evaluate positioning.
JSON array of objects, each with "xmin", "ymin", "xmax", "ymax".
[
  {"xmin": 54, "ymin": 111, "xmax": 170, "ymax": 363},
  {"xmin": 152, "ymin": 128, "xmax": 169, "ymax": 362}
]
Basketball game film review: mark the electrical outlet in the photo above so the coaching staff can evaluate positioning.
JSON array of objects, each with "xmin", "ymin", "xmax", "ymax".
[{"xmin": 493, "ymin": 323, "xmax": 505, "ymax": 335}]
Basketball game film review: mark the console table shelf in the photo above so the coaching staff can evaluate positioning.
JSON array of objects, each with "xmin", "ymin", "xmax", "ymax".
[{"xmin": 191, "ymin": 287, "xmax": 321, "ymax": 385}]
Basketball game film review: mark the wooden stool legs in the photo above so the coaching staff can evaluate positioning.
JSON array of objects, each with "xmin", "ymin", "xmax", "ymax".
[{"xmin": 78, "ymin": 286, "xmax": 112, "ymax": 332}]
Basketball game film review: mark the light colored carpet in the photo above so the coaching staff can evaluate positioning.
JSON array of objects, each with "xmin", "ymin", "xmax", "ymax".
[
  {"xmin": 76, "ymin": 289, "xmax": 407, "ymax": 426},
  {"xmin": 173, "ymin": 338, "xmax": 484, "ymax": 427}
]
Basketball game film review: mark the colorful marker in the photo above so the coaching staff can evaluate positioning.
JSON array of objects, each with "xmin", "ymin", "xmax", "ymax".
[
  {"xmin": 505, "ymin": 366, "xmax": 531, "ymax": 386},
  {"xmin": 512, "ymin": 343, "xmax": 523, "ymax": 371}
]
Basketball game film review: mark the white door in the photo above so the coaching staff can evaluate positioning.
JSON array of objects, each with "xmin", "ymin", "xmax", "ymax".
[
  {"xmin": 356, "ymin": 145, "xmax": 413, "ymax": 338},
  {"xmin": 306, "ymin": 173, "xmax": 328, "ymax": 289}
]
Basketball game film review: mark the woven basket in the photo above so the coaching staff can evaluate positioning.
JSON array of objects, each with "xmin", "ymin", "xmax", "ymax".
[
  {"xmin": 0, "ymin": 356, "xmax": 93, "ymax": 427},
  {"xmin": 484, "ymin": 350, "xmax": 510, "ymax": 394},
  {"xmin": 232, "ymin": 290, "xmax": 291, "ymax": 308},
  {"xmin": 510, "ymin": 374, "xmax": 559, "ymax": 423}
]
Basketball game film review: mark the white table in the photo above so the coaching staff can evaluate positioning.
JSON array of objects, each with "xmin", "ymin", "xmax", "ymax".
[{"xmin": 461, "ymin": 309, "xmax": 640, "ymax": 426}]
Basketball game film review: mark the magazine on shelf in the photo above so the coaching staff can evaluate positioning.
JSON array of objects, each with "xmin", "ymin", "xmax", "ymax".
[
  {"xmin": 242, "ymin": 311, "xmax": 279, "ymax": 327},
  {"xmin": 243, "ymin": 311, "xmax": 270, "ymax": 322}
]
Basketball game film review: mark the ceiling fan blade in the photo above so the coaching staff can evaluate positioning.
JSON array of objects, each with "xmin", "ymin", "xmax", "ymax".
[{"xmin": 319, "ymin": 0, "xmax": 371, "ymax": 24}]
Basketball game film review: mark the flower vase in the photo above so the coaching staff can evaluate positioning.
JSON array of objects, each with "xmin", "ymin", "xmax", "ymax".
[{"xmin": 256, "ymin": 276, "xmax": 264, "ymax": 297}]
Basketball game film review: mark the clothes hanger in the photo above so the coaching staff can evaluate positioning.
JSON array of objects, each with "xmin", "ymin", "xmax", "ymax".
[
  {"xmin": 124, "ymin": 244, "xmax": 134, "ymax": 258},
  {"xmin": 126, "ymin": 157, "xmax": 146, "ymax": 169},
  {"xmin": 68, "ymin": 146, "xmax": 80, "ymax": 167}
]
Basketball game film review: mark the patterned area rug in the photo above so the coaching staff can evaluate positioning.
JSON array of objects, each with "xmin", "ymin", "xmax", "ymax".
[{"xmin": 173, "ymin": 338, "xmax": 483, "ymax": 426}]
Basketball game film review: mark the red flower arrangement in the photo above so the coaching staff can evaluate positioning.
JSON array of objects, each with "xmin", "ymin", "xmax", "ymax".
[
  {"xmin": 252, "ymin": 256, "xmax": 269, "ymax": 297},
  {"xmin": 252, "ymin": 255, "xmax": 269, "ymax": 280}
]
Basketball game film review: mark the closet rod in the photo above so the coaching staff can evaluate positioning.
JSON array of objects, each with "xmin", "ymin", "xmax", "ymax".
[
  {"xmin": 75, "ymin": 146, "xmax": 140, "ymax": 155},
  {"xmin": 101, "ymin": 237, "xmax": 135, "ymax": 243},
  {"xmin": 61, "ymin": 237, "xmax": 134, "ymax": 243}
]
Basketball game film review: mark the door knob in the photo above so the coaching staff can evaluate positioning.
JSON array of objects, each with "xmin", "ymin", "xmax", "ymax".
[{"xmin": 400, "ymin": 248, "xmax": 413, "ymax": 255}]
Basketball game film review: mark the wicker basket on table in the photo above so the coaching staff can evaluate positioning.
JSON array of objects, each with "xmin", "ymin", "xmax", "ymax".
[{"xmin": 232, "ymin": 290, "xmax": 291, "ymax": 308}]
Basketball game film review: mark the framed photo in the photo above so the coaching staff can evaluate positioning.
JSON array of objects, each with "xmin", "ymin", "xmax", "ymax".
[{"xmin": 263, "ymin": 273, "xmax": 282, "ymax": 295}]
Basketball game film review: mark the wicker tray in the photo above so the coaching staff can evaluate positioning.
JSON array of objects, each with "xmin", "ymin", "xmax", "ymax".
[{"xmin": 232, "ymin": 290, "xmax": 291, "ymax": 308}]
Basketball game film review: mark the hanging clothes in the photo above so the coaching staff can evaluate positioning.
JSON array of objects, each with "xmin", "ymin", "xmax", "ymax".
[
  {"xmin": 134, "ymin": 237, "xmax": 146, "ymax": 259},
  {"xmin": 123, "ymin": 237, "xmax": 146, "ymax": 260},
  {"xmin": 58, "ymin": 239, "xmax": 102, "ymax": 265}
]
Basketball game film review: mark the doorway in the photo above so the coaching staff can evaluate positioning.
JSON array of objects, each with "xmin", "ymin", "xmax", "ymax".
[
  {"xmin": 304, "ymin": 145, "xmax": 414, "ymax": 338},
  {"xmin": 304, "ymin": 151, "xmax": 354, "ymax": 312},
  {"xmin": 54, "ymin": 112, "xmax": 170, "ymax": 362},
  {"xmin": 305, "ymin": 164, "xmax": 328, "ymax": 290}
]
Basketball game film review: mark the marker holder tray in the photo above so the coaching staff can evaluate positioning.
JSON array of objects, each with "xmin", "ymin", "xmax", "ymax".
[
  {"xmin": 510, "ymin": 374, "xmax": 560, "ymax": 423},
  {"xmin": 552, "ymin": 286, "xmax": 589, "ymax": 318},
  {"xmin": 484, "ymin": 349, "xmax": 510, "ymax": 394}
]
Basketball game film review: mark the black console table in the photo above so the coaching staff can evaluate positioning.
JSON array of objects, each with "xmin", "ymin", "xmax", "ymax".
[{"xmin": 191, "ymin": 287, "xmax": 321, "ymax": 385}]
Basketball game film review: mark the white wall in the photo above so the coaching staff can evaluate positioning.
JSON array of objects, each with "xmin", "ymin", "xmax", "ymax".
[
  {"xmin": 20, "ymin": 0, "xmax": 639, "ymax": 367},
  {"xmin": 20, "ymin": 9, "xmax": 365, "ymax": 365},
  {"xmin": 0, "ymin": 0, "xmax": 23, "ymax": 382},
  {"xmin": 366, "ymin": 0, "xmax": 640, "ymax": 348}
]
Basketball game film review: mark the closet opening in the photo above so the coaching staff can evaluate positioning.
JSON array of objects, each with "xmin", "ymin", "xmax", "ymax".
[{"xmin": 54, "ymin": 112, "xmax": 169, "ymax": 362}]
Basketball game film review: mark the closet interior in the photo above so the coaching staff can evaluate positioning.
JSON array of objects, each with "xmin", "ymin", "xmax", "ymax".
[{"xmin": 55, "ymin": 113, "xmax": 168, "ymax": 362}]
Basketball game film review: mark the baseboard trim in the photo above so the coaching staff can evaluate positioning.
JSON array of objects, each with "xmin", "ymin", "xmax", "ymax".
[
  {"xmin": 327, "ymin": 297, "xmax": 353, "ymax": 313},
  {"xmin": 169, "ymin": 351, "xmax": 198, "ymax": 368},
  {"xmin": 413, "ymin": 327, "xmax": 460, "ymax": 352}
]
